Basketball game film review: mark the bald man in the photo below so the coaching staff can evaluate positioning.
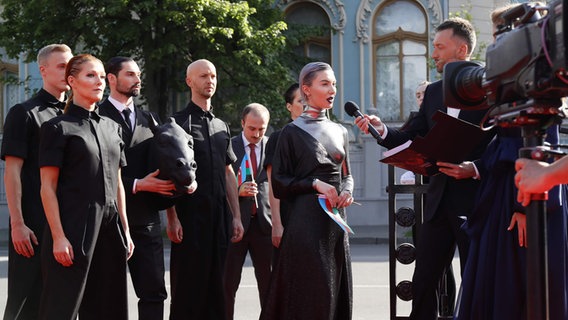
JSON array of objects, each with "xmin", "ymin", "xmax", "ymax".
[{"xmin": 166, "ymin": 59, "xmax": 244, "ymax": 319}]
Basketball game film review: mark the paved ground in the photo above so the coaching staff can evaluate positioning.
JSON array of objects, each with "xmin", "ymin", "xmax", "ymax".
[{"xmin": 0, "ymin": 226, "xmax": 461, "ymax": 319}]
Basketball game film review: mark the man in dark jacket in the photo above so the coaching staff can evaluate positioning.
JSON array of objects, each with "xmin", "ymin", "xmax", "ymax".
[
  {"xmin": 99, "ymin": 56, "xmax": 173, "ymax": 320},
  {"xmin": 355, "ymin": 18, "xmax": 493, "ymax": 320},
  {"xmin": 224, "ymin": 103, "xmax": 273, "ymax": 320}
]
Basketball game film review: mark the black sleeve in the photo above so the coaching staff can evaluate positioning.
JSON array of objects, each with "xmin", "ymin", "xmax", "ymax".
[
  {"xmin": 263, "ymin": 130, "xmax": 280, "ymax": 169},
  {"xmin": 1, "ymin": 104, "xmax": 30, "ymax": 160},
  {"xmin": 38, "ymin": 121, "xmax": 65, "ymax": 168}
]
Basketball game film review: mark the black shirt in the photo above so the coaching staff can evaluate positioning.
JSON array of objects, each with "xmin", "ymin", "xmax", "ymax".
[
  {"xmin": 172, "ymin": 101, "xmax": 236, "ymax": 202},
  {"xmin": 39, "ymin": 104, "xmax": 126, "ymax": 212},
  {"xmin": 171, "ymin": 101, "xmax": 236, "ymax": 247},
  {"xmin": 1, "ymin": 89, "xmax": 65, "ymax": 231}
]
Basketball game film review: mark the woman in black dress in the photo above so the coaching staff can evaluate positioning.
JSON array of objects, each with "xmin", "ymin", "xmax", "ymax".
[
  {"xmin": 260, "ymin": 62, "xmax": 355, "ymax": 320},
  {"xmin": 38, "ymin": 54, "xmax": 134, "ymax": 320}
]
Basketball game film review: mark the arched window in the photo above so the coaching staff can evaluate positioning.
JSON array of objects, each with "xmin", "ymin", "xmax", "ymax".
[
  {"xmin": 285, "ymin": 2, "xmax": 331, "ymax": 63},
  {"xmin": 373, "ymin": 0, "xmax": 428, "ymax": 121}
]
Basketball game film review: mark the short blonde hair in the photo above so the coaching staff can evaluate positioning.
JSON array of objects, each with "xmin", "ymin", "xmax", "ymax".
[{"xmin": 37, "ymin": 44, "xmax": 72, "ymax": 66}]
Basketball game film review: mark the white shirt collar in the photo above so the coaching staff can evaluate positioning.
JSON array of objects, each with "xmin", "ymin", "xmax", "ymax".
[
  {"xmin": 241, "ymin": 133, "xmax": 260, "ymax": 149},
  {"xmin": 108, "ymin": 96, "xmax": 134, "ymax": 113}
]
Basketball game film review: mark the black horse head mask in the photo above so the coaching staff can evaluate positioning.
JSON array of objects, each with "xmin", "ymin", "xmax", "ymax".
[{"xmin": 149, "ymin": 117, "xmax": 197, "ymax": 197}]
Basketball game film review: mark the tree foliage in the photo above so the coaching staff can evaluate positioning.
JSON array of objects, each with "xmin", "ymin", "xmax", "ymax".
[{"xmin": 0, "ymin": 0, "xmax": 307, "ymax": 130}]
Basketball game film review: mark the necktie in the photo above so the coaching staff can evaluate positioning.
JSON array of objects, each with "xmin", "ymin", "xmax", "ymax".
[
  {"xmin": 249, "ymin": 143, "xmax": 258, "ymax": 216},
  {"xmin": 122, "ymin": 108, "xmax": 133, "ymax": 132},
  {"xmin": 249, "ymin": 143, "xmax": 258, "ymax": 179}
]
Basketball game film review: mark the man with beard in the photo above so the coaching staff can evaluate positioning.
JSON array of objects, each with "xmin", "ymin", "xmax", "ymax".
[
  {"xmin": 99, "ymin": 56, "xmax": 174, "ymax": 320},
  {"xmin": 355, "ymin": 18, "xmax": 493, "ymax": 319}
]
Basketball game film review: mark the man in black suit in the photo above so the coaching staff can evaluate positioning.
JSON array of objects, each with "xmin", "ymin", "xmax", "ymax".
[
  {"xmin": 99, "ymin": 56, "xmax": 174, "ymax": 320},
  {"xmin": 355, "ymin": 18, "xmax": 492, "ymax": 320},
  {"xmin": 223, "ymin": 103, "xmax": 272, "ymax": 320}
]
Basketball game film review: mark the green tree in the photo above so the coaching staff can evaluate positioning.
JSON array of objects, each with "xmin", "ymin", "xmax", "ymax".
[{"xmin": 0, "ymin": 0, "xmax": 299, "ymax": 129}]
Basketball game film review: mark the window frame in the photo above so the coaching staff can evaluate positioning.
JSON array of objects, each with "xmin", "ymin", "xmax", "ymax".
[{"xmin": 372, "ymin": 0, "xmax": 429, "ymax": 121}]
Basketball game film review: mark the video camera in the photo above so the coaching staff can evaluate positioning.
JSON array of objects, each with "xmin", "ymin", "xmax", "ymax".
[{"xmin": 443, "ymin": 0, "xmax": 568, "ymax": 123}]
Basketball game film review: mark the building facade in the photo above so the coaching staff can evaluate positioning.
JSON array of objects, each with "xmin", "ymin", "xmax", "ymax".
[{"xmin": 274, "ymin": 0, "xmax": 507, "ymax": 228}]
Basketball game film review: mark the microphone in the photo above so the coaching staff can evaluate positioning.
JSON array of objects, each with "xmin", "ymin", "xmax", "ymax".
[{"xmin": 344, "ymin": 101, "xmax": 383, "ymax": 143}]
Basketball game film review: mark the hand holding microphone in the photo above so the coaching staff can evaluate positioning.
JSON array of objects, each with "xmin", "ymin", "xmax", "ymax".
[{"xmin": 344, "ymin": 101, "xmax": 384, "ymax": 143}]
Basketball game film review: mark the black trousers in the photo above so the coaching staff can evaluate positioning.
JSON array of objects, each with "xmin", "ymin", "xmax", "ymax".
[
  {"xmin": 223, "ymin": 217, "xmax": 273, "ymax": 320},
  {"xmin": 410, "ymin": 204, "xmax": 469, "ymax": 320},
  {"xmin": 39, "ymin": 211, "xmax": 128, "ymax": 320},
  {"xmin": 3, "ymin": 227, "xmax": 43, "ymax": 320},
  {"xmin": 128, "ymin": 223, "xmax": 168, "ymax": 320},
  {"xmin": 169, "ymin": 221, "xmax": 227, "ymax": 320}
]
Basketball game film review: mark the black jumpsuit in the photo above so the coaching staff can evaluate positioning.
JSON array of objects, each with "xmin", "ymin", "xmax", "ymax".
[
  {"xmin": 38, "ymin": 104, "xmax": 128, "ymax": 320},
  {"xmin": 169, "ymin": 101, "xmax": 236, "ymax": 319}
]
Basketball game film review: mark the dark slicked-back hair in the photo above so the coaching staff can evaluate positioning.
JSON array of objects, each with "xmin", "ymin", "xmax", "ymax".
[
  {"xmin": 283, "ymin": 83, "xmax": 300, "ymax": 105},
  {"xmin": 436, "ymin": 17, "xmax": 477, "ymax": 55},
  {"xmin": 105, "ymin": 56, "xmax": 134, "ymax": 76}
]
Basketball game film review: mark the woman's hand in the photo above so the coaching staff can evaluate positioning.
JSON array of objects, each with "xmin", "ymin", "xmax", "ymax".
[
  {"xmin": 508, "ymin": 212, "xmax": 527, "ymax": 248},
  {"xmin": 125, "ymin": 232, "xmax": 135, "ymax": 259},
  {"xmin": 336, "ymin": 190, "xmax": 354, "ymax": 208},
  {"xmin": 314, "ymin": 179, "xmax": 354, "ymax": 208},
  {"xmin": 272, "ymin": 221, "xmax": 284, "ymax": 248},
  {"xmin": 313, "ymin": 179, "xmax": 339, "ymax": 207}
]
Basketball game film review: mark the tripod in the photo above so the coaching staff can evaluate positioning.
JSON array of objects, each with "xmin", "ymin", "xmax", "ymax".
[{"xmin": 490, "ymin": 99, "xmax": 566, "ymax": 320}]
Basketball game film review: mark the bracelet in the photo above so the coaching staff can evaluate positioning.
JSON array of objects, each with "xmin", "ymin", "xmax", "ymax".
[{"xmin": 312, "ymin": 178, "xmax": 319, "ymax": 190}]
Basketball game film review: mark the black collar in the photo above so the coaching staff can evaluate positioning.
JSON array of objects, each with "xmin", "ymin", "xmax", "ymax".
[
  {"xmin": 37, "ymin": 88, "xmax": 66, "ymax": 111},
  {"xmin": 187, "ymin": 101, "xmax": 214, "ymax": 120},
  {"xmin": 66, "ymin": 104, "xmax": 101, "ymax": 121}
]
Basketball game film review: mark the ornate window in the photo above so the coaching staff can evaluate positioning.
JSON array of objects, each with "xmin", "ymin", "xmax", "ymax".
[
  {"xmin": 285, "ymin": 2, "xmax": 331, "ymax": 63},
  {"xmin": 373, "ymin": 0, "xmax": 428, "ymax": 121}
]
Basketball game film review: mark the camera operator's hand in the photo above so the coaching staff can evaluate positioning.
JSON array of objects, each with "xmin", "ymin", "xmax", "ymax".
[
  {"xmin": 514, "ymin": 158, "xmax": 558, "ymax": 206},
  {"xmin": 354, "ymin": 114, "xmax": 385, "ymax": 136},
  {"xmin": 437, "ymin": 161, "xmax": 477, "ymax": 179}
]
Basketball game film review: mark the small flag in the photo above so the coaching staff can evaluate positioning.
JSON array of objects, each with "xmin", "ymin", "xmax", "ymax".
[
  {"xmin": 318, "ymin": 194, "xmax": 354, "ymax": 234},
  {"xmin": 236, "ymin": 153, "xmax": 259, "ymax": 209},
  {"xmin": 237, "ymin": 153, "xmax": 253, "ymax": 186}
]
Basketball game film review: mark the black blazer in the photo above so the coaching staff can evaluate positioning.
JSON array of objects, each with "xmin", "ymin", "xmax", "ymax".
[
  {"xmin": 99, "ymin": 99, "xmax": 163, "ymax": 226},
  {"xmin": 231, "ymin": 135, "xmax": 272, "ymax": 235},
  {"xmin": 381, "ymin": 80, "xmax": 493, "ymax": 222}
]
